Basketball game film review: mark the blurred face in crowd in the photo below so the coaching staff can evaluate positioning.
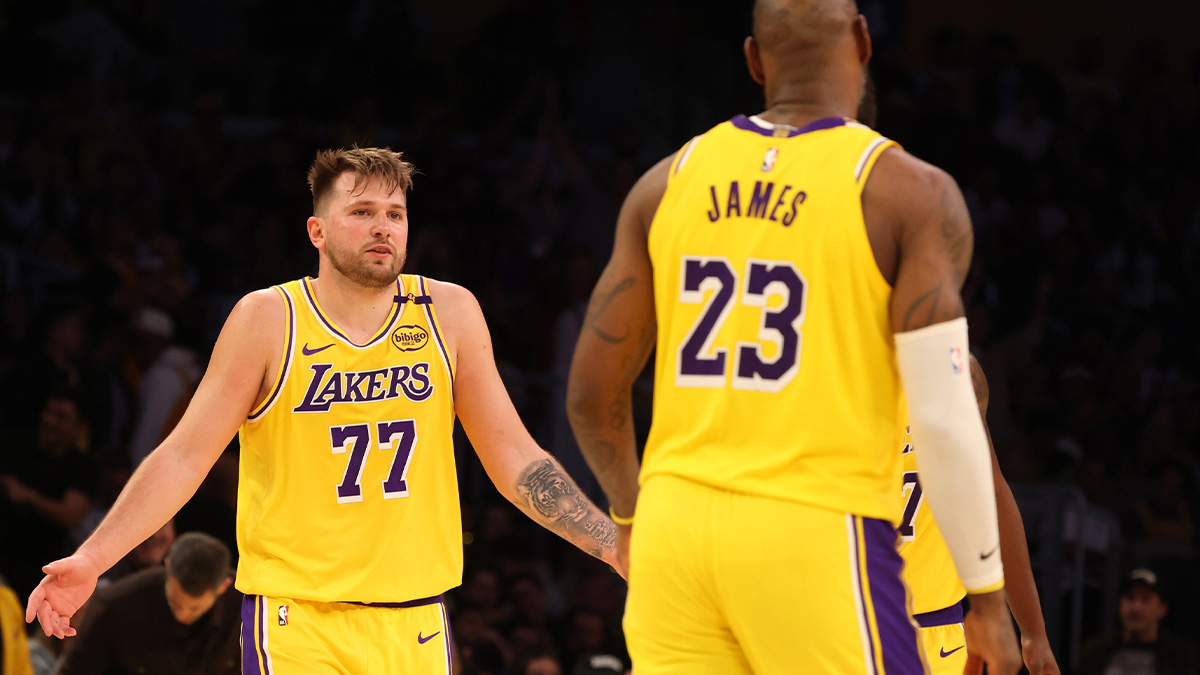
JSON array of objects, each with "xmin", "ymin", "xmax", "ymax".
[
  {"xmin": 164, "ymin": 574, "xmax": 229, "ymax": 625},
  {"xmin": 1119, "ymin": 585, "xmax": 1166, "ymax": 641},
  {"xmin": 524, "ymin": 656, "xmax": 561, "ymax": 675},
  {"xmin": 311, "ymin": 171, "xmax": 408, "ymax": 289},
  {"xmin": 37, "ymin": 397, "xmax": 82, "ymax": 457}
]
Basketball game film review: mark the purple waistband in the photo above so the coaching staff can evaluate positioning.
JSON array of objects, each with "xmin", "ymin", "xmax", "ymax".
[
  {"xmin": 914, "ymin": 600, "xmax": 964, "ymax": 628},
  {"xmin": 347, "ymin": 594, "xmax": 442, "ymax": 609}
]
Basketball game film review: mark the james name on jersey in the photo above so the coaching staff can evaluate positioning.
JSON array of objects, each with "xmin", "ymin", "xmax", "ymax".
[{"xmin": 704, "ymin": 180, "xmax": 807, "ymax": 225}]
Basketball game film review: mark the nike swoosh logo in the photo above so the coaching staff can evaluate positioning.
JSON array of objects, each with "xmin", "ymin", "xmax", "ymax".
[
  {"xmin": 980, "ymin": 543, "xmax": 999, "ymax": 560},
  {"xmin": 302, "ymin": 343, "xmax": 334, "ymax": 356},
  {"xmin": 940, "ymin": 646, "xmax": 965, "ymax": 658},
  {"xmin": 417, "ymin": 631, "xmax": 440, "ymax": 645}
]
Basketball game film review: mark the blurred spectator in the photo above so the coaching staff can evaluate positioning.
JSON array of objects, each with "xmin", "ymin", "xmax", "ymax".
[
  {"xmin": 0, "ymin": 391, "xmax": 95, "ymax": 600},
  {"xmin": 1078, "ymin": 568, "xmax": 1199, "ymax": 674},
  {"xmin": 1129, "ymin": 460, "xmax": 1196, "ymax": 546},
  {"xmin": 511, "ymin": 650, "xmax": 563, "ymax": 675},
  {"xmin": 572, "ymin": 652, "xmax": 627, "ymax": 675},
  {"xmin": 55, "ymin": 532, "xmax": 239, "ymax": 675},
  {"xmin": 126, "ymin": 307, "xmax": 200, "ymax": 466}
]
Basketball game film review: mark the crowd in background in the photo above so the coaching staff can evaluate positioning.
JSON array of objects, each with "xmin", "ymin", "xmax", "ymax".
[{"xmin": 1, "ymin": 1, "xmax": 1198, "ymax": 673}]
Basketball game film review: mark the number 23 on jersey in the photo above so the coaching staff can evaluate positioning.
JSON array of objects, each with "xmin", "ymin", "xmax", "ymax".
[{"xmin": 676, "ymin": 256, "xmax": 808, "ymax": 392}]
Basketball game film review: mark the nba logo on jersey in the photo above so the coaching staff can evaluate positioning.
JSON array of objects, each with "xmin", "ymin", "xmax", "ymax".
[
  {"xmin": 761, "ymin": 147, "xmax": 778, "ymax": 172},
  {"xmin": 278, "ymin": 605, "xmax": 289, "ymax": 626},
  {"xmin": 949, "ymin": 347, "xmax": 965, "ymax": 375}
]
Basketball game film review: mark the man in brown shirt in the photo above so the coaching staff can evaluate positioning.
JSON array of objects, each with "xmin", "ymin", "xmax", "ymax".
[{"xmin": 56, "ymin": 532, "xmax": 239, "ymax": 675}]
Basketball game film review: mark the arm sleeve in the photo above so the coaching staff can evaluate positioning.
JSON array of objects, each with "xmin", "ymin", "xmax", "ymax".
[{"xmin": 894, "ymin": 318, "xmax": 1004, "ymax": 592}]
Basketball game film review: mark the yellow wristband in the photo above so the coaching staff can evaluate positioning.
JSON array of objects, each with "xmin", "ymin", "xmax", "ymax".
[
  {"xmin": 967, "ymin": 579, "xmax": 1005, "ymax": 595},
  {"xmin": 609, "ymin": 508, "xmax": 635, "ymax": 526}
]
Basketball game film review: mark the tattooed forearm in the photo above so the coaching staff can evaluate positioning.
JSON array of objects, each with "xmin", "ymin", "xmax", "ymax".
[
  {"xmin": 583, "ymin": 277, "xmax": 637, "ymax": 343},
  {"xmin": 514, "ymin": 459, "xmax": 617, "ymax": 558}
]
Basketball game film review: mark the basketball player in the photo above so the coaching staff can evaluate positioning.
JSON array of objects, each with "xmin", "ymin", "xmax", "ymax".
[
  {"xmin": 901, "ymin": 354, "xmax": 1060, "ymax": 674},
  {"xmin": 27, "ymin": 147, "xmax": 620, "ymax": 674},
  {"xmin": 566, "ymin": 0, "xmax": 1021, "ymax": 672}
]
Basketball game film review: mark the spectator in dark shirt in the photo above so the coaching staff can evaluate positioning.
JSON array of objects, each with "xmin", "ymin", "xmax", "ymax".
[
  {"xmin": 55, "ymin": 532, "xmax": 239, "ymax": 675},
  {"xmin": 0, "ymin": 391, "xmax": 94, "ymax": 600},
  {"xmin": 1078, "ymin": 568, "xmax": 1199, "ymax": 675}
]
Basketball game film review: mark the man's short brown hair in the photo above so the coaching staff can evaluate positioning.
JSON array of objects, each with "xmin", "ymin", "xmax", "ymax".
[
  {"xmin": 165, "ymin": 532, "xmax": 231, "ymax": 595},
  {"xmin": 307, "ymin": 146, "xmax": 416, "ymax": 214}
]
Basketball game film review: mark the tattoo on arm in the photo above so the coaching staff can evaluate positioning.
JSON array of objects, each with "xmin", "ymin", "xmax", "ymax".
[
  {"xmin": 583, "ymin": 277, "xmax": 636, "ymax": 343},
  {"xmin": 899, "ymin": 185, "xmax": 972, "ymax": 332},
  {"xmin": 515, "ymin": 459, "xmax": 617, "ymax": 558}
]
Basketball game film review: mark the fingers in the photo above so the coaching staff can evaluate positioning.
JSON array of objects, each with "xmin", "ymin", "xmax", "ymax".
[{"xmin": 25, "ymin": 587, "xmax": 42, "ymax": 623}]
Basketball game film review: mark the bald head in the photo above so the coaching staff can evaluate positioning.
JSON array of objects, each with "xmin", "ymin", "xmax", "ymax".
[
  {"xmin": 745, "ymin": 0, "xmax": 870, "ymax": 121},
  {"xmin": 752, "ymin": 0, "xmax": 858, "ymax": 57}
]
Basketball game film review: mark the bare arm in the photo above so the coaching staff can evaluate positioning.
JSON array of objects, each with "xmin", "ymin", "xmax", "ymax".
[
  {"xmin": 973, "ymin": 355, "xmax": 1060, "ymax": 674},
  {"xmin": 430, "ymin": 281, "xmax": 618, "ymax": 568},
  {"xmin": 564, "ymin": 155, "xmax": 669, "ymax": 518},
  {"xmin": 27, "ymin": 290, "xmax": 280, "ymax": 636}
]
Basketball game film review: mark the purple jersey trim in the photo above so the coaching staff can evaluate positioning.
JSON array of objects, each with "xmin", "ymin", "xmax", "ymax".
[
  {"xmin": 248, "ymin": 286, "xmax": 295, "ymax": 421},
  {"xmin": 863, "ymin": 517, "xmax": 926, "ymax": 674},
  {"xmin": 241, "ymin": 595, "xmax": 260, "ymax": 675},
  {"xmin": 729, "ymin": 114, "xmax": 846, "ymax": 138},
  {"xmin": 258, "ymin": 595, "xmax": 272, "ymax": 675},
  {"xmin": 440, "ymin": 600, "xmax": 454, "ymax": 675},
  {"xmin": 914, "ymin": 600, "xmax": 965, "ymax": 628},
  {"xmin": 301, "ymin": 277, "xmax": 402, "ymax": 348},
  {"xmin": 418, "ymin": 276, "xmax": 455, "ymax": 383}
]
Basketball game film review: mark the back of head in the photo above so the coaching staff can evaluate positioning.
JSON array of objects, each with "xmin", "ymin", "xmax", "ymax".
[
  {"xmin": 752, "ymin": 0, "xmax": 858, "ymax": 65},
  {"xmin": 165, "ymin": 532, "xmax": 231, "ymax": 595},
  {"xmin": 307, "ymin": 146, "xmax": 416, "ymax": 215}
]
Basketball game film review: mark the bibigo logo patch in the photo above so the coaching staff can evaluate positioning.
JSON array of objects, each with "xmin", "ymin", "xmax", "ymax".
[{"xmin": 392, "ymin": 325, "xmax": 430, "ymax": 352}]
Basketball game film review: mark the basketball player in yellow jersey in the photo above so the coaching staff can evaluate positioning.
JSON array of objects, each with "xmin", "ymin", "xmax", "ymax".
[
  {"xmin": 27, "ymin": 147, "xmax": 622, "ymax": 674},
  {"xmin": 901, "ymin": 354, "xmax": 1060, "ymax": 674},
  {"xmin": 567, "ymin": 0, "xmax": 1022, "ymax": 673}
]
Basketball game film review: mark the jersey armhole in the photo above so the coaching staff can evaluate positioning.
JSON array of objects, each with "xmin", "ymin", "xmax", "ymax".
[
  {"xmin": 247, "ymin": 285, "xmax": 295, "ymax": 421},
  {"xmin": 417, "ymin": 276, "xmax": 456, "ymax": 387},
  {"xmin": 670, "ymin": 135, "xmax": 703, "ymax": 177},
  {"xmin": 854, "ymin": 137, "xmax": 899, "ymax": 193}
]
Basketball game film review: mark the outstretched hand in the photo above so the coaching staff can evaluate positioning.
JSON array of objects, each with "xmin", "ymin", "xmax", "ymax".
[
  {"xmin": 25, "ymin": 554, "xmax": 103, "ymax": 638},
  {"xmin": 1021, "ymin": 633, "xmax": 1061, "ymax": 675}
]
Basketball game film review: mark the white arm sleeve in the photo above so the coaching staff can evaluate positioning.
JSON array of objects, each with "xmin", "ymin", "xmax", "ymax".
[{"xmin": 894, "ymin": 317, "xmax": 1004, "ymax": 592}]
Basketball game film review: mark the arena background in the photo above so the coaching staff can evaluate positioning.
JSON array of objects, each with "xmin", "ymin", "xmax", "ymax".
[{"xmin": 1, "ymin": 0, "xmax": 1198, "ymax": 672}]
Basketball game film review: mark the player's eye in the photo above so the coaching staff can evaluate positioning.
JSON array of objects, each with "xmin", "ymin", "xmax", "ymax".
[
  {"xmin": 389, "ymin": 212, "xmax": 402, "ymax": 220},
  {"xmin": 353, "ymin": 209, "xmax": 368, "ymax": 216}
]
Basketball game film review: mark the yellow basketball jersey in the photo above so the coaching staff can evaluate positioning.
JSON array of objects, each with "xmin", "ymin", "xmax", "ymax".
[
  {"xmin": 897, "ymin": 425, "xmax": 967, "ymax": 614},
  {"xmin": 643, "ymin": 115, "xmax": 904, "ymax": 523},
  {"xmin": 236, "ymin": 275, "xmax": 460, "ymax": 603}
]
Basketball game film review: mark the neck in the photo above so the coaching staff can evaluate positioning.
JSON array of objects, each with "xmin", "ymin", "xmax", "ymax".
[
  {"xmin": 760, "ymin": 78, "xmax": 857, "ymax": 128},
  {"xmin": 309, "ymin": 270, "xmax": 398, "ymax": 340}
]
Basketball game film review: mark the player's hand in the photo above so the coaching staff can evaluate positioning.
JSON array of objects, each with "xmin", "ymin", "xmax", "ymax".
[
  {"xmin": 962, "ymin": 590, "xmax": 1021, "ymax": 675},
  {"xmin": 1020, "ymin": 632, "xmax": 1060, "ymax": 675},
  {"xmin": 25, "ymin": 553, "xmax": 103, "ymax": 638}
]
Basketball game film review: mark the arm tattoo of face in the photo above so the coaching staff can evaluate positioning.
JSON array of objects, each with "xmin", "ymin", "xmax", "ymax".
[{"xmin": 516, "ymin": 460, "xmax": 617, "ymax": 556}]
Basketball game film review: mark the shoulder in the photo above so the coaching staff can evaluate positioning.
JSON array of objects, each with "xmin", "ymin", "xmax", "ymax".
[
  {"xmin": 423, "ymin": 278, "xmax": 480, "ymax": 317},
  {"xmin": 235, "ymin": 287, "xmax": 287, "ymax": 317},
  {"xmin": 864, "ymin": 147, "xmax": 960, "ymax": 213}
]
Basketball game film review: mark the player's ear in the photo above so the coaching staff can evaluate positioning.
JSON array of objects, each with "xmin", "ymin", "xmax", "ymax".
[
  {"xmin": 307, "ymin": 216, "xmax": 325, "ymax": 248},
  {"xmin": 217, "ymin": 576, "xmax": 233, "ymax": 596},
  {"xmin": 744, "ymin": 36, "xmax": 766, "ymax": 86},
  {"xmin": 853, "ymin": 14, "xmax": 872, "ymax": 66}
]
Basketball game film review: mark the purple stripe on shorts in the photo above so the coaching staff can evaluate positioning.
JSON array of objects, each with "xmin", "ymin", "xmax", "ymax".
[
  {"xmin": 441, "ymin": 601, "xmax": 454, "ymax": 675},
  {"xmin": 241, "ymin": 595, "xmax": 261, "ymax": 675},
  {"xmin": 863, "ymin": 518, "xmax": 925, "ymax": 675}
]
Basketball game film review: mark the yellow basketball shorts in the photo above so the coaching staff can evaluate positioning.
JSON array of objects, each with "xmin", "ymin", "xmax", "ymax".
[
  {"xmin": 913, "ymin": 602, "xmax": 966, "ymax": 675},
  {"xmin": 624, "ymin": 475, "xmax": 927, "ymax": 674},
  {"xmin": 241, "ymin": 594, "xmax": 452, "ymax": 674}
]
